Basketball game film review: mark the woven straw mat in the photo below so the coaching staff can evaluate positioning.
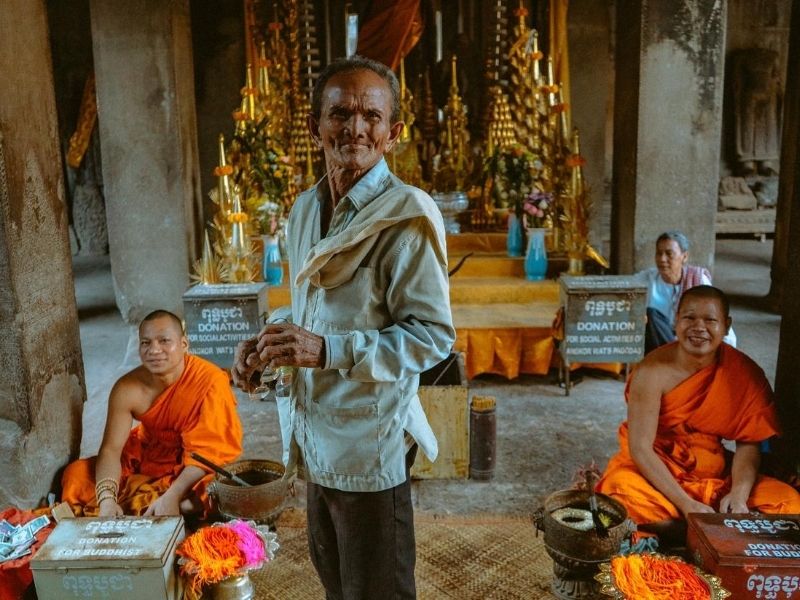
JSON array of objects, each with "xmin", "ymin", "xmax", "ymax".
[{"xmin": 250, "ymin": 508, "xmax": 557, "ymax": 599}]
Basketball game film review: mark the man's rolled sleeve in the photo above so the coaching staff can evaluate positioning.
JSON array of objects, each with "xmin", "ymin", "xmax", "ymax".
[{"xmin": 324, "ymin": 333, "xmax": 354, "ymax": 370}]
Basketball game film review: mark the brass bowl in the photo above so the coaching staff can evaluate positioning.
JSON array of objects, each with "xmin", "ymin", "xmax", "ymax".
[
  {"xmin": 209, "ymin": 459, "xmax": 288, "ymax": 524},
  {"xmin": 595, "ymin": 553, "xmax": 731, "ymax": 599}
]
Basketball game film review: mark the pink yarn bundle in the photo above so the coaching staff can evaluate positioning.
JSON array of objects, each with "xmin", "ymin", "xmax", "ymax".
[{"xmin": 228, "ymin": 520, "xmax": 267, "ymax": 568}]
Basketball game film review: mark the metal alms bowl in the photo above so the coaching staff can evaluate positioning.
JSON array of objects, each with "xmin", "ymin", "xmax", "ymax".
[{"xmin": 209, "ymin": 459, "xmax": 289, "ymax": 524}]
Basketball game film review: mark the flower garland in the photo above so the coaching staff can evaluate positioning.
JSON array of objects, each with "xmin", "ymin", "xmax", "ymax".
[{"xmin": 176, "ymin": 520, "xmax": 278, "ymax": 600}]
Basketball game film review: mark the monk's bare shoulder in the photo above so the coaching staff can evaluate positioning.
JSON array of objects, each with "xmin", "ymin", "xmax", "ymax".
[
  {"xmin": 629, "ymin": 344, "xmax": 680, "ymax": 398},
  {"xmin": 108, "ymin": 366, "xmax": 153, "ymax": 415}
]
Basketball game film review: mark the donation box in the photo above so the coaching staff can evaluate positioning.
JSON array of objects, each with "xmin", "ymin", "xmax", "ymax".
[
  {"xmin": 30, "ymin": 516, "xmax": 185, "ymax": 600},
  {"xmin": 183, "ymin": 282, "xmax": 268, "ymax": 369},
  {"xmin": 687, "ymin": 513, "xmax": 800, "ymax": 599},
  {"xmin": 558, "ymin": 275, "xmax": 647, "ymax": 365}
]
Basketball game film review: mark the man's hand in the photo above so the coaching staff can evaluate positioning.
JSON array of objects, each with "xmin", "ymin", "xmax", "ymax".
[
  {"xmin": 679, "ymin": 498, "xmax": 716, "ymax": 516},
  {"xmin": 719, "ymin": 492, "xmax": 750, "ymax": 514},
  {"xmin": 143, "ymin": 491, "xmax": 181, "ymax": 516},
  {"xmin": 98, "ymin": 498, "xmax": 123, "ymax": 517},
  {"xmin": 256, "ymin": 322, "xmax": 325, "ymax": 368},
  {"xmin": 232, "ymin": 336, "xmax": 265, "ymax": 392}
]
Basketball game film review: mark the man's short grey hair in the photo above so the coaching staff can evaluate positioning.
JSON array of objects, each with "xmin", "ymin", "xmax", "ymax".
[
  {"xmin": 657, "ymin": 230, "xmax": 690, "ymax": 253},
  {"xmin": 311, "ymin": 55, "xmax": 400, "ymax": 122}
]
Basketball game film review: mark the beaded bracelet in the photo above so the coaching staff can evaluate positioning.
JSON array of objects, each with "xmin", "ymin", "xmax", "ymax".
[
  {"xmin": 96, "ymin": 489, "xmax": 117, "ymax": 502},
  {"xmin": 95, "ymin": 477, "xmax": 119, "ymax": 491}
]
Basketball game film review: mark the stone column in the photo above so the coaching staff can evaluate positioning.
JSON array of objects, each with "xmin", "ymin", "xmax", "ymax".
[
  {"xmin": 612, "ymin": 1, "xmax": 726, "ymax": 273},
  {"xmin": 568, "ymin": 0, "xmax": 614, "ymax": 253},
  {"xmin": 773, "ymin": 3, "xmax": 800, "ymax": 467},
  {"xmin": 90, "ymin": 0, "xmax": 202, "ymax": 325},
  {"xmin": 768, "ymin": 5, "xmax": 798, "ymax": 310},
  {"xmin": 0, "ymin": 0, "xmax": 85, "ymax": 507}
]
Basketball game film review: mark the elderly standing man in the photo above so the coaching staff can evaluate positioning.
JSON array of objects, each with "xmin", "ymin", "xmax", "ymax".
[{"xmin": 232, "ymin": 55, "xmax": 455, "ymax": 599}]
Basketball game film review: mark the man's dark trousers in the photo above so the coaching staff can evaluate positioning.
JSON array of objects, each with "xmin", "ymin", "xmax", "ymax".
[{"xmin": 306, "ymin": 445, "xmax": 418, "ymax": 600}]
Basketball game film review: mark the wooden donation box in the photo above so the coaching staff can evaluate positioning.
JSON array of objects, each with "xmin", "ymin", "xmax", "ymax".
[
  {"xmin": 687, "ymin": 513, "xmax": 800, "ymax": 598},
  {"xmin": 558, "ymin": 275, "xmax": 647, "ymax": 366},
  {"xmin": 183, "ymin": 283, "xmax": 268, "ymax": 369},
  {"xmin": 411, "ymin": 352, "xmax": 470, "ymax": 480},
  {"xmin": 31, "ymin": 516, "xmax": 185, "ymax": 600}
]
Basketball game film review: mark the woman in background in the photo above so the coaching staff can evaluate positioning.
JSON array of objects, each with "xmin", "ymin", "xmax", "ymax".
[{"xmin": 639, "ymin": 230, "xmax": 736, "ymax": 353}]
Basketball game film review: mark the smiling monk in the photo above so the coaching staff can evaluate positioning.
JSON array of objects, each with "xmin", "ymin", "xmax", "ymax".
[
  {"xmin": 61, "ymin": 310, "xmax": 243, "ymax": 518},
  {"xmin": 597, "ymin": 286, "xmax": 800, "ymax": 536}
]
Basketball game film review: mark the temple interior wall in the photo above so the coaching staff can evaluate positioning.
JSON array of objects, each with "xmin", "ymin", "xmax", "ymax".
[{"xmin": 43, "ymin": 1, "xmax": 793, "ymax": 269}]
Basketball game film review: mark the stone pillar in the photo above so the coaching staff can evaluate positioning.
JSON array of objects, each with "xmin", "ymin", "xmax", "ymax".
[
  {"xmin": 611, "ymin": 1, "xmax": 726, "ymax": 273},
  {"xmin": 773, "ymin": 3, "xmax": 800, "ymax": 467},
  {"xmin": 0, "ymin": 0, "xmax": 85, "ymax": 507},
  {"xmin": 568, "ymin": 0, "xmax": 614, "ymax": 253},
  {"xmin": 90, "ymin": 0, "xmax": 202, "ymax": 324},
  {"xmin": 768, "ymin": 5, "xmax": 798, "ymax": 310}
]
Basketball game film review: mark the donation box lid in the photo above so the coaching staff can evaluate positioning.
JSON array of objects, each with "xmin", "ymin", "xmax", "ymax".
[
  {"xmin": 31, "ymin": 516, "xmax": 184, "ymax": 570},
  {"xmin": 559, "ymin": 275, "xmax": 647, "ymax": 294},
  {"xmin": 687, "ymin": 512, "xmax": 800, "ymax": 568}
]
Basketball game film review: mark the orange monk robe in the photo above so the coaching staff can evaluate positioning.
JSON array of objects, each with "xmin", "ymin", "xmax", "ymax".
[
  {"xmin": 61, "ymin": 354, "xmax": 243, "ymax": 517},
  {"xmin": 597, "ymin": 343, "xmax": 800, "ymax": 524}
]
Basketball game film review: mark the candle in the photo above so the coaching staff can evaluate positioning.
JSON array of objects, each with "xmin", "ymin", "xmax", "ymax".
[
  {"xmin": 547, "ymin": 58, "xmax": 556, "ymax": 105},
  {"xmin": 435, "ymin": 10, "xmax": 443, "ymax": 63},
  {"xmin": 532, "ymin": 30, "xmax": 540, "ymax": 82}
]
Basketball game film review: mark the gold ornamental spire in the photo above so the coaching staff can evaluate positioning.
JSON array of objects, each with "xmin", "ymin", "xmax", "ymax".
[
  {"xmin": 398, "ymin": 58, "xmax": 414, "ymax": 143},
  {"xmin": 244, "ymin": 64, "xmax": 257, "ymax": 121},
  {"xmin": 507, "ymin": 3, "xmax": 542, "ymax": 155},
  {"xmin": 388, "ymin": 58, "xmax": 423, "ymax": 186},
  {"xmin": 191, "ymin": 229, "xmax": 223, "ymax": 284},
  {"xmin": 216, "ymin": 134, "xmax": 233, "ymax": 215},
  {"xmin": 433, "ymin": 56, "xmax": 472, "ymax": 192},
  {"xmin": 562, "ymin": 128, "xmax": 608, "ymax": 273},
  {"xmin": 484, "ymin": 86, "xmax": 517, "ymax": 154}
]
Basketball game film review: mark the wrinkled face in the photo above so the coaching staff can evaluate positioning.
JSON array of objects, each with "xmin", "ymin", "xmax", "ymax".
[
  {"xmin": 655, "ymin": 238, "xmax": 688, "ymax": 284},
  {"xmin": 675, "ymin": 296, "xmax": 730, "ymax": 358},
  {"xmin": 308, "ymin": 69, "xmax": 403, "ymax": 172},
  {"xmin": 138, "ymin": 316, "xmax": 187, "ymax": 375}
]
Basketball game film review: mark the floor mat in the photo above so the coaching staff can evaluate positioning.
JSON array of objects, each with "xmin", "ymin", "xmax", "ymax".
[{"xmin": 250, "ymin": 509, "xmax": 557, "ymax": 599}]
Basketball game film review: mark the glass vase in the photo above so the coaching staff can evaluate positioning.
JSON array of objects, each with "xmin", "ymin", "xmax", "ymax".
[
  {"xmin": 524, "ymin": 228, "xmax": 548, "ymax": 281},
  {"xmin": 506, "ymin": 213, "xmax": 524, "ymax": 257},
  {"xmin": 262, "ymin": 234, "xmax": 283, "ymax": 286}
]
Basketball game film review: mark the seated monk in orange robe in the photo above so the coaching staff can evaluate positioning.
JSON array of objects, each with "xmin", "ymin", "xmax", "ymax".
[
  {"xmin": 597, "ymin": 286, "xmax": 800, "ymax": 529},
  {"xmin": 61, "ymin": 310, "xmax": 243, "ymax": 518}
]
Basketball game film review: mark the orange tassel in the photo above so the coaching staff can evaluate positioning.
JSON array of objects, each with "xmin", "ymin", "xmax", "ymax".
[
  {"xmin": 610, "ymin": 554, "xmax": 710, "ymax": 600},
  {"xmin": 177, "ymin": 526, "xmax": 246, "ymax": 596}
]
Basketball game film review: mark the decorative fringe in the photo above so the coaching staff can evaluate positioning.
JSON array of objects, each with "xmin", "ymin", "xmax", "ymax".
[
  {"xmin": 229, "ymin": 519, "xmax": 267, "ymax": 567},
  {"xmin": 177, "ymin": 519, "xmax": 278, "ymax": 598},
  {"xmin": 178, "ymin": 526, "xmax": 244, "ymax": 597},
  {"xmin": 610, "ymin": 554, "xmax": 710, "ymax": 599}
]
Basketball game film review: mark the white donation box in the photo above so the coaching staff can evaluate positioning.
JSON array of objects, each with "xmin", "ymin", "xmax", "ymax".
[{"xmin": 30, "ymin": 516, "xmax": 184, "ymax": 600}]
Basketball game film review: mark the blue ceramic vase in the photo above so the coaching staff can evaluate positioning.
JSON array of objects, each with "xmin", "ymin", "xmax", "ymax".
[
  {"xmin": 262, "ymin": 235, "xmax": 283, "ymax": 285},
  {"xmin": 506, "ymin": 213, "xmax": 524, "ymax": 257},
  {"xmin": 524, "ymin": 228, "xmax": 548, "ymax": 281}
]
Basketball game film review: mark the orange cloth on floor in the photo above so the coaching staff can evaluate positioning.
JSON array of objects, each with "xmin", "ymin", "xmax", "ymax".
[
  {"xmin": 597, "ymin": 343, "xmax": 800, "ymax": 524},
  {"xmin": 0, "ymin": 508, "xmax": 55, "ymax": 600},
  {"xmin": 454, "ymin": 327, "xmax": 555, "ymax": 379},
  {"xmin": 61, "ymin": 354, "xmax": 243, "ymax": 517}
]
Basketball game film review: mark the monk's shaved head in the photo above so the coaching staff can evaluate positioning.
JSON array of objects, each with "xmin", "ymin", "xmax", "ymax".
[
  {"xmin": 677, "ymin": 285, "xmax": 730, "ymax": 319},
  {"xmin": 140, "ymin": 310, "xmax": 185, "ymax": 336}
]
